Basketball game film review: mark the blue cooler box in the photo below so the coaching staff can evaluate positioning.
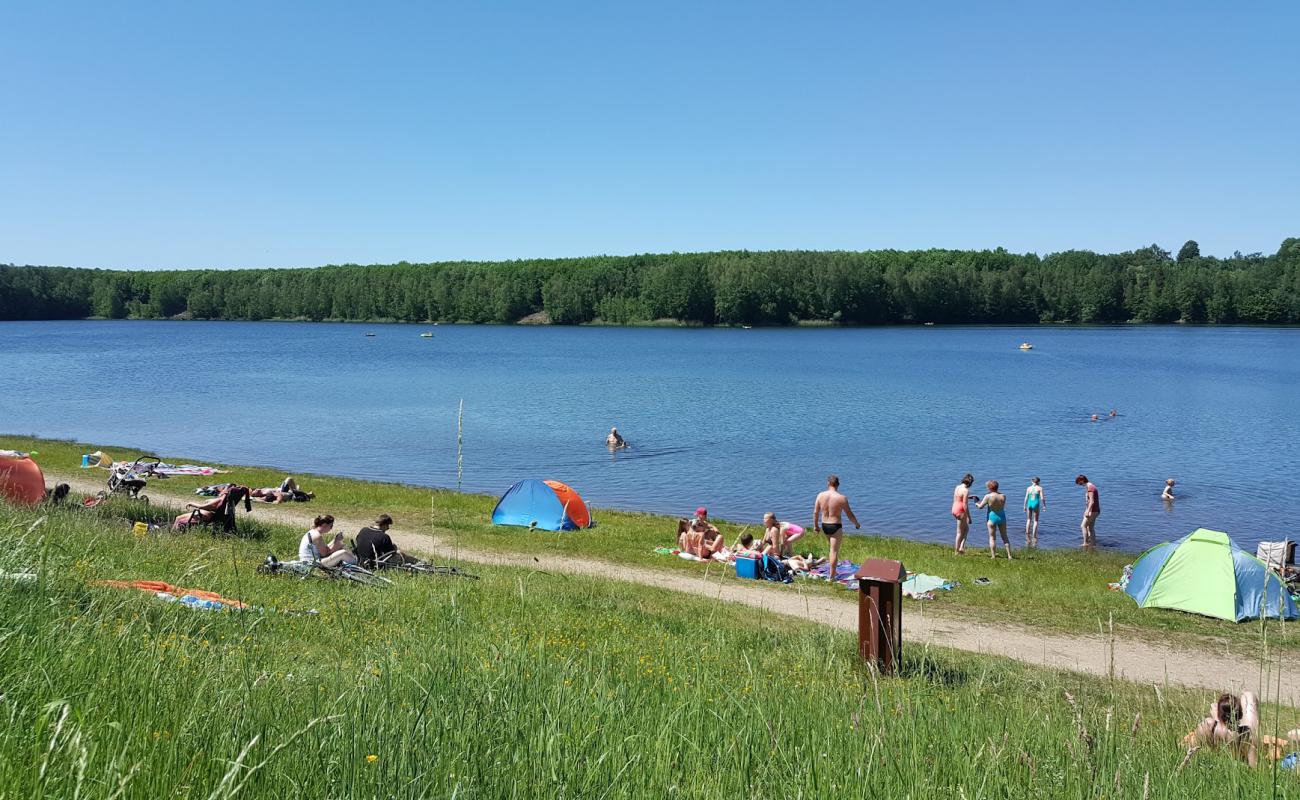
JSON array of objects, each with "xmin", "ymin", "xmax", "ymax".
[{"xmin": 735, "ymin": 556, "xmax": 760, "ymax": 579}]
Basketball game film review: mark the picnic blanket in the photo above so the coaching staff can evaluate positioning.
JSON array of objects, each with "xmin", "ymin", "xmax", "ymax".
[{"xmin": 93, "ymin": 579, "xmax": 250, "ymax": 610}]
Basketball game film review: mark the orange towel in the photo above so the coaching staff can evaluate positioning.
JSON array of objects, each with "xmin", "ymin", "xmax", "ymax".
[{"xmin": 93, "ymin": 580, "xmax": 249, "ymax": 609}]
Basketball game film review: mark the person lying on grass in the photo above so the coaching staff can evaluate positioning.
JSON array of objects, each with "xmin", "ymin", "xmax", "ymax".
[
  {"xmin": 299, "ymin": 514, "xmax": 356, "ymax": 568},
  {"xmin": 354, "ymin": 514, "xmax": 419, "ymax": 569},
  {"xmin": 251, "ymin": 476, "xmax": 315, "ymax": 504}
]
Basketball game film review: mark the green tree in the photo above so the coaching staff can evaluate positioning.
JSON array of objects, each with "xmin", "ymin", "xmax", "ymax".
[{"xmin": 1176, "ymin": 240, "xmax": 1200, "ymax": 262}]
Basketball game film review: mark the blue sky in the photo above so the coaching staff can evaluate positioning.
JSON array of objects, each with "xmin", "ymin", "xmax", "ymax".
[{"xmin": 2, "ymin": 1, "xmax": 1296, "ymax": 269}]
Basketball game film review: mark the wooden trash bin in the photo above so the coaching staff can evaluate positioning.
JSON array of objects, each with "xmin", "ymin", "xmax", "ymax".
[{"xmin": 855, "ymin": 558, "xmax": 904, "ymax": 674}]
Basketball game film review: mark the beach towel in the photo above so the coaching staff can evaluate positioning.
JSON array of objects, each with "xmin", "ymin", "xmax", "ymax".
[
  {"xmin": 810, "ymin": 559, "xmax": 860, "ymax": 587},
  {"xmin": 151, "ymin": 462, "xmax": 226, "ymax": 476},
  {"xmin": 901, "ymin": 573, "xmax": 955, "ymax": 599}
]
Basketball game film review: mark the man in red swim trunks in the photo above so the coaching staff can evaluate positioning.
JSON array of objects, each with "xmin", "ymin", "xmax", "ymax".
[{"xmin": 813, "ymin": 475, "xmax": 860, "ymax": 582}]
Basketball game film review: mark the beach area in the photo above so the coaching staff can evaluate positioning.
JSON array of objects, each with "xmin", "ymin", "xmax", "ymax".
[{"xmin": 3, "ymin": 433, "xmax": 1299, "ymax": 797}]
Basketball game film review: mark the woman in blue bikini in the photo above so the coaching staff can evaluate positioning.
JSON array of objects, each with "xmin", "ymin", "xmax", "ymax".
[
  {"xmin": 976, "ymin": 480, "xmax": 1013, "ymax": 560},
  {"xmin": 1024, "ymin": 477, "xmax": 1044, "ymax": 548}
]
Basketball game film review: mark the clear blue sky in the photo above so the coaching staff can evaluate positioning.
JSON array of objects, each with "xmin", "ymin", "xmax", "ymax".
[{"xmin": 2, "ymin": 1, "xmax": 1296, "ymax": 269}]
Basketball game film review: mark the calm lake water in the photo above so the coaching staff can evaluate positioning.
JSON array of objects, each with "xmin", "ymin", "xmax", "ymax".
[{"xmin": 2, "ymin": 321, "xmax": 1297, "ymax": 551}]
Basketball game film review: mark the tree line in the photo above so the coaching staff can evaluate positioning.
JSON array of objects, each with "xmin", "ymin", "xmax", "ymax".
[{"xmin": 3, "ymin": 239, "xmax": 1299, "ymax": 326}]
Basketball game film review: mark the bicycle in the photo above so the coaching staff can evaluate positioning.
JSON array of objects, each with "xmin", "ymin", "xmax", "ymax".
[
  {"xmin": 257, "ymin": 555, "xmax": 393, "ymax": 587},
  {"xmin": 385, "ymin": 559, "xmax": 479, "ymax": 580}
]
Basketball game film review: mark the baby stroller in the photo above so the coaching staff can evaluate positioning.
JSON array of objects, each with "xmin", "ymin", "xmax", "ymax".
[{"xmin": 104, "ymin": 456, "xmax": 165, "ymax": 504}]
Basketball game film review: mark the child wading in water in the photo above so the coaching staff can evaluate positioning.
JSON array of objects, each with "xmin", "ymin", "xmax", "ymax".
[{"xmin": 976, "ymin": 480, "xmax": 1013, "ymax": 559}]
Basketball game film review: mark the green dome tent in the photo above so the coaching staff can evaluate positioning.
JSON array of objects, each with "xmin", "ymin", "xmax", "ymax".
[{"xmin": 1124, "ymin": 528, "xmax": 1298, "ymax": 622}]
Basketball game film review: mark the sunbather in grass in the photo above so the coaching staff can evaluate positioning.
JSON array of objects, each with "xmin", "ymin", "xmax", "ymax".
[
  {"xmin": 252, "ymin": 476, "xmax": 314, "ymax": 503},
  {"xmin": 1188, "ymin": 691, "xmax": 1261, "ymax": 766}
]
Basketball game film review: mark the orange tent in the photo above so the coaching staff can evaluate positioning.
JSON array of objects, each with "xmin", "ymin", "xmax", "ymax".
[
  {"xmin": 0, "ymin": 455, "xmax": 45, "ymax": 506},
  {"xmin": 542, "ymin": 479, "xmax": 591, "ymax": 529}
]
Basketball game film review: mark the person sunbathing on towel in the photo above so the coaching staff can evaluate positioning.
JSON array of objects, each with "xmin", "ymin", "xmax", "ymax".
[
  {"xmin": 299, "ymin": 514, "xmax": 356, "ymax": 568},
  {"xmin": 252, "ymin": 476, "xmax": 314, "ymax": 503}
]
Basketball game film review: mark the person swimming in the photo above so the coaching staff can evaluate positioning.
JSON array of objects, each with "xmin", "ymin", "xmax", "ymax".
[
  {"xmin": 606, "ymin": 427, "xmax": 628, "ymax": 449},
  {"xmin": 975, "ymin": 480, "xmax": 1012, "ymax": 560},
  {"xmin": 1109, "ymin": 409, "xmax": 1118, "ymax": 418},
  {"xmin": 1024, "ymin": 477, "xmax": 1044, "ymax": 548},
  {"xmin": 1162, "ymin": 478, "xmax": 1176, "ymax": 501}
]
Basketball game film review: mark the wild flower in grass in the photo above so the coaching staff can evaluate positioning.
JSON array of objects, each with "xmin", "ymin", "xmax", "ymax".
[{"xmin": 366, "ymin": 754, "xmax": 378, "ymax": 763}]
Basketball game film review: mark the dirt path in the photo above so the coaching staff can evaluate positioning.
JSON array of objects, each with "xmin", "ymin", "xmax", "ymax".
[{"xmin": 54, "ymin": 471, "xmax": 1297, "ymax": 704}]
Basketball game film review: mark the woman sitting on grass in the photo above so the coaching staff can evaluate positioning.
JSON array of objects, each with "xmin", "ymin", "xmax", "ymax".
[
  {"xmin": 1188, "ymin": 691, "xmax": 1261, "ymax": 766},
  {"xmin": 761, "ymin": 513, "xmax": 811, "ymax": 571},
  {"xmin": 298, "ymin": 514, "xmax": 356, "ymax": 568}
]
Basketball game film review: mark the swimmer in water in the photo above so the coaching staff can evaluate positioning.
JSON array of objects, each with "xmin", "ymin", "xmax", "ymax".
[
  {"xmin": 1024, "ymin": 477, "xmax": 1044, "ymax": 548},
  {"xmin": 1109, "ymin": 409, "xmax": 1118, "ymax": 418},
  {"xmin": 1162, "ymin": 478, "xmax": 1176, "ymax": 501},
  {"xmin": 951, "ymin": 473, "xmax": 975, "ymax": 555},
  {"xmin": 975, "ymin": 480, "xmax": 1012, "ymax": 559},
  {"xmin": 606, "ymin": 427, "xmax": 628, "ymax": 449},
  {"xmin": 1090, "ymin": 414, "xmax": 1100, "ymax": 422}
]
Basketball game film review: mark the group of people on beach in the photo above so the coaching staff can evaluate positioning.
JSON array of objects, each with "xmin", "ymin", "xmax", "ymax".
[
  {"xmin": 952, "ymin": 473, "xmax": 1101, "ymax": 556},
  {"xmin": 675, "ymin": 475, "xmax": 861, "ymax": 574}
]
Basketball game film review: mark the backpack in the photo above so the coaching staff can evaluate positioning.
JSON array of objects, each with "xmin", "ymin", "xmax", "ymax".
[{"xmin": 760, "ymin": 554, "xmax": 792, "ymax": 584}]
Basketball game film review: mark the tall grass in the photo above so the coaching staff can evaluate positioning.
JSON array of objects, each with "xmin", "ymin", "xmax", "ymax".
[{"xmin": 0, "ymin": 502, "xmax": 1296, "ymax": 798}]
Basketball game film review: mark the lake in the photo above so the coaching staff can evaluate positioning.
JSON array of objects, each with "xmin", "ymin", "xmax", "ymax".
[{"xmin": 2, "ymin": 320, "xmax": 1296, "ymax": 551}]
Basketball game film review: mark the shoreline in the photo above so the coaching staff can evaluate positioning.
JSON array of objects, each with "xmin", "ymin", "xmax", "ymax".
[
  {"xmin": 8, "ymin": 317, "xmax": 1300, "ymax": 331},
  {"xmin": 4, "ymin": 432, "xmax": 1148, "ymax": 557},
  {"xmin": 8, "ymin": 433, "xmax": 1300, "ymax": 696}
]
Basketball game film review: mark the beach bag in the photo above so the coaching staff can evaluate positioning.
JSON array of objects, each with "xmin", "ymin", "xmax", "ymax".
[{"xmin": 760, "ymin": 554, "xmax": 792, "ymax": 584}]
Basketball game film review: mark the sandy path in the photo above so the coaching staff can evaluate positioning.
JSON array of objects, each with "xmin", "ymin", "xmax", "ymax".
[{"xmin": 52, "ymin": 471, "xmax": 1297, "ymax": 704}]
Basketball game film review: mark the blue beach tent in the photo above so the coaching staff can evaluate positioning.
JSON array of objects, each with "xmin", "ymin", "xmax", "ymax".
[
  {"xmin": 1125, "ymin": 528, "xmax": 1298, "ymax": 622},
  {"xmin": 491, "ymin": 479, "xmax": 593, "ymax": 531}
]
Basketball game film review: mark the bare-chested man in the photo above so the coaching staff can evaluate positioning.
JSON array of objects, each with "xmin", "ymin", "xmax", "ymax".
[
  {"xmin": 951, "ymin": 473, "xmax": 975, "ymax": 555},
  {"xmin": 813, "ymin": 475, "xmax": 860, "ymax": 581}
]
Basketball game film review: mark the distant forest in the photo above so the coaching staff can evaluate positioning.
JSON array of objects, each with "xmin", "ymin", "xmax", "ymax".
[{"xmin": 3, "ymin": 239, "xmax": 1300, "ymax": 326}]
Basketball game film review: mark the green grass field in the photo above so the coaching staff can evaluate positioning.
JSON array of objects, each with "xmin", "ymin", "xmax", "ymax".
[
  {"xmin": 1, "ymin": 498, "xmax": 1298, "ymax": 799},
  {"xmin": 5, "ymin": 434, "xmax": 1299, "ymax": 659}
]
